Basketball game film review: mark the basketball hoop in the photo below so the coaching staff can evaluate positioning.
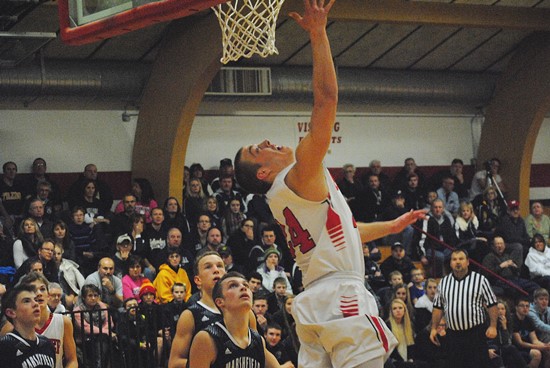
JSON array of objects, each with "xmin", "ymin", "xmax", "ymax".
[{"xmin": 212, "ymin": 0, "xmax": 286, "ymax": 64}]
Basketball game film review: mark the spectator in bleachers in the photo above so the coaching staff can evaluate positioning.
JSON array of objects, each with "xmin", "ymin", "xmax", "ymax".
[
  {"xmin": 113, "ymin": 234, "xmax": 134, "ymax": 279},
  {"xmin": 525, "ymin": 234, "xmax": 550, "ymax": 291},
  {"xmin": 381, "ymin": 242, "xmax": 416, "ymax": 285},
  {"xmin": 25, "ymin": 158, "xmax": 62, "ymax": 212},
  {"xmin": 415, "ymin": 199, "xmax": 457, "ymax": 278},
  {"xmin": 454, "ymin": 201, "xmax": 489, "ymax": 264},
  {"xmin": 189, "ymin": 163, "xmax": 211, "ymax": 197},
  {"xmin": 264, "ymin": 322, "xmax": 295, "ymax": 367},
  {"xmin": 204, "ymin": 196, "xmax": 221, "ymax": 228},
  {"xmin": 474, "ymin": 185, "xmax": 505, "ymax": 239},
  {"xmin": 497, "ymin": 199, "xmax": 531, "ymax": 256},
  {"xmin": 27, "ymin": 198, "xmax": 53, "ymax": 238},
  {"xmin": 409, "ymin": 268, "xmax": 425, "ymax": 305},
  {"xmin": 67, "ymin": 164, "xmax": 114, "ymax": 215},
  {"xmin": 436, "ymin": 176, "xmax": 460, "ymax": 216},
  {"xmin": 163, "ymin": 282, "xmax": 188, "ymax": 343},
  {"xmin": 84, "ymin": 257, "xmax": 123, "ymax": 308},
  {"xmin": 363, "ymin": 243, "xmax": 385, "ymax": 292},
  {"xmin": 71, "ymin": 179, "xmax": 111, "ymax": 230},
  {"xmin": 115, "ymin": 178, "xmax": 158, "ymax": 224},
  {"xmin": 153, "ymin": 248, "xmax": 192, "ymax": 304},
  {"xmin": 267, "ymin": 276, "xmax": 290, "ymax": 316},
  {"xmin": 272, "ymin": 294, "xmax": 295, "ymax": 339},
  {"xmin": 111, "ymin": 193, "xmax": 137, "ymax": 237},
  {"xmin": 23, "ymin": 180, "xmax": 60, "ymax": 223},
  {"xmin": 69, "ymin": 206, "xmax": 106, "ymax": 276},
  {"xmin": 12, "ymin": 217, "xmax": 43, "ymax": 269},
  {"xmin": 214, "ymin": 175, "xmax": 244, "ymax": 216},
  {"xmin": 386, "ymin": 298, "xmax": 428, "ymax": 368},
  {"xmin": 184, "ymin": 213, "xmax": 211, "ymax": 254},
  {"xmin": 511, "ymin": 296, "xmax": 547, "ymax": 368},
  {"xmin": 221, "ymin": 198, "xmax": 246, "ymax": 242},
  {"xmin": 218, "ymin": 245, "xmax": 243, "ymax": 274},
  {"xmin": 52, "ymin": 220, "xmax": 76, "ymax": 261},
  {"xmin": 0, "ymin": 161, "xmax": 27, "ymax": 224},
  {"xmin": 402, "ymin": 173, "xmax": 426, "ymax": 212},
  {"xmin": 183, "ymin": 178, "xmax": 206, "ymax": 229},
  {"xmin": 482, "ymin": 236, "xmax": 538, "ymax": 299},
  {"xmin": 414, "ymin": 278, "xmax": 438, "ymax": 333},
  {"xmin": 142, "ymin": 209, "xmax": 168, "ymax": 271},
  {"xmin": 210, "ymin": 158, "xmax": 239, "ymax": 194},
  {"xmin": 246, "ymin": 193, "xmax": 275, "ymax": 229},
  {"xmin": 117, "ymin": 297, "xmax": 146, "ymax": 368},
  {"xmin": 429, "ymin": 159, "xmax": 469, "ymax": 201},
  {"xmin": 487, "ymin": 299, "xmax": 527, "ymax": 368},
  {"xmin": 73, "ymin": 283, "xmax": 115, "ymax": 368},
  {"xmin": 197, "ymin": 226, "xmax": 224, "ymax": 255},
  {"xmin": 256, "ymin": 247, "xmax": 292, "ymax": 294},
  {"xmin": 252, "ymin": 293, "xmax": 271, "ymax": 335},
  {"xmin": 393, "ymin": 157, "xmax": 427, "ymax": 193},
  {"xmin": 528, "ymin": 288, "xmax": 550, "ymax": 344},
  {"xmin": 47, "ymin": 282, "xmax": 66, "ymax": 314},
  {"xmin": 377, "ymin": 271, "xmax": 404, "ymax": 313},
  {"xmin": 382, "ymin": 190, "xmax": 415, "ymax": 256},
  {"xmin": 163, "ymin": 197, "xmax": 189, "ymax": 235},
  {"xmin": 226, "ymin": 218, "xmax": 258, "ymax": 274},
  {"xmin": 14, "ymin": 239, "xmax": 58, "ymax": 284},
  {"xmin": 54, "ymin": 244, "xmax": 85, "ymax": 310},
  {"xmin": 122, "ymin": 255, "xmax": 148, "ymax": 301},
  {"xmin": 363, "ymin": 159, "xmax": 392, "ymax": 191},
  {"xmin": 470, "ymin": 158, "xmax": 506, "ymax": 201},
  {"xmin": 337, "ymin": 164, "xmax": 363, "ymax": 218},
  {"xmin": 248, "ymin": 271, "xmax": 266, "ymax": 297},
  {"xmin": 526, "ymin": 202, "xmax": 550, "ymax": 242},
  {"xmin": 355, "ymin": 174, "xmax": 390, "ymax": 223}
]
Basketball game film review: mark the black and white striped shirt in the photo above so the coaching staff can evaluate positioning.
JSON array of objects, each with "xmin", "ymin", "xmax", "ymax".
[{"xmin": 433, "ymin": 270, "xmax": 497, "ymax": 331}]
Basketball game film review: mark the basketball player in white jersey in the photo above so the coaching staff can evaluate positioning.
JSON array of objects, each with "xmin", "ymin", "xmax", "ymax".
[
  {"xmin": 235, "ymin": 1, "xmax": 426, "ymax": 367},
  {"xmin": 20, "ymin": 272, "xmax": 78, "ymax": 368}
]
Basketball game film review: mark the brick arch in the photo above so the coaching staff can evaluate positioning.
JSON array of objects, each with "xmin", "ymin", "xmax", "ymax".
[
  {"xmin": 478, "ymin": 32, "xmax": 550, "ymax": 215},
  {"xmin": 132, "ymin": 15, "xmax": 222, "ymax": 203}
]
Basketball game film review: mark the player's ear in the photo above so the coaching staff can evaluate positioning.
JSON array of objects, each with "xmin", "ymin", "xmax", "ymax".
[
  {"xmin": 4, "ymin": 308, "xmax": 16, "ymax": 320},
  {"xmin": 256, "ymin": 168, "xmax": 269, "ymax": 181},
  {"xmin": 214, "ymin": 297, "xmax": 225, "ymax": 309},
  {"xmin": 194, "ymin": 275, "xmax": 202, "ymax": 289}
]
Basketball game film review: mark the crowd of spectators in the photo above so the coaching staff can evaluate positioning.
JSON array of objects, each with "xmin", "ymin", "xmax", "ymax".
[{"xmin": 0, "ymin": 155, "xmax": 548, "ymax": 367}]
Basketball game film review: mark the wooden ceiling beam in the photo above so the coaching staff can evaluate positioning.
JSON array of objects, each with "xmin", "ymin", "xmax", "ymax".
[{"xmin": 281, "ymin": 0, "xmax": 550, "ymax": 31}]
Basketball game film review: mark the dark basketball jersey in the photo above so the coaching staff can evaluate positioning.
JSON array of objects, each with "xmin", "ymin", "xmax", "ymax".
[
  {"xmin": 0, "ymin": 331, "xmax": 56, "ymax": 368},
  {"xmin": 188, "ymin": 300, "xmax": 223, "ymax": 333},
  {"xmin": 205, "ymin": 321, "xmax": 265, "ymax": 368}
]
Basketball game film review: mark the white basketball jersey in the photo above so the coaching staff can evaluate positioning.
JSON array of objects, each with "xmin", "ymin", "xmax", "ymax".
[
  {"xmin": 266, "ymin": 164, "xmax": 365, "ymax": 288},
  {"xmin": 36, "ymin": 313, "xmax": 64, "ymax": 368}
]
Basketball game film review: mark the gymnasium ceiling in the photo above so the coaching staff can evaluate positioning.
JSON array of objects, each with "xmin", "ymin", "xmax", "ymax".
[{"xmin": 1, "ymin": 0, "xmax": 550, "ymax": 108}]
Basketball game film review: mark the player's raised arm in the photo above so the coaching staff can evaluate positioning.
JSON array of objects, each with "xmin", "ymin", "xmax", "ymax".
[
  {"xmin": 358, "ymin": 209, "xmax": 427, "ymax": 244},
  {"xmin": 287, "ymin": 0, "xmax": 337, "ymax": 201}
]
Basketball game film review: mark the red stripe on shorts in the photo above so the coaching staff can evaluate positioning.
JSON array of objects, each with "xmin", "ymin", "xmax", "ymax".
[{"xmin": 369, "ymin": 316, "xmax": 389, "ymax": 352}]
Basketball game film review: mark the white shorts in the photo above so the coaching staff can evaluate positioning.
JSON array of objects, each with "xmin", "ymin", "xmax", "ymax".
[{"xmin": 293, "ymin": 273, "xmax": 397, "ymax": 368}]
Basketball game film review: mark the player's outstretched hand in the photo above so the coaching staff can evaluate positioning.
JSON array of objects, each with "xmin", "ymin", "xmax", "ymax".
[
  {"xmin": 289, "ymin": 0, "xmax": 335, "ymax": 33},
  {"xmin": 391, "ymin": 209, "xmax": 427, "ymax": 234}
]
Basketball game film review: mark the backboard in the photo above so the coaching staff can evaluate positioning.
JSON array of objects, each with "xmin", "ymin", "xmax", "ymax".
[{"xmin": 58, "ymin": 0, "xmax": 228, "ymax": 45}]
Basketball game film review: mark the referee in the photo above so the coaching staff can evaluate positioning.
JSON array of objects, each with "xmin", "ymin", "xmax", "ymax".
[{"xmin": 430, "ymin": 248, "xmax": 498, "ymax": 368}]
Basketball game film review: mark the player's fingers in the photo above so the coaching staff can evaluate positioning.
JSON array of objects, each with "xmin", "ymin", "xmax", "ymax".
[
  {"xmin": 288, "ymin": 12, "xmax": 303, "ymax": 22},
  {"xmin": 325, "ymin": 0, "xmax": 336, "ymax": 12}
]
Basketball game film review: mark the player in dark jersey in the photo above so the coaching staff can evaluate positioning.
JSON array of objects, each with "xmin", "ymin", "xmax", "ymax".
[
  {"xmin": 189, "ymin": 272, "xmax": 280, "ymax": 368},
  {"xmin": 0, "ymin": 283, "xmax": 56, "ymax": 368}
]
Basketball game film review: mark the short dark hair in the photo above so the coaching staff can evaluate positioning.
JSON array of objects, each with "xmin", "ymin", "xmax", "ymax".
[
  {"xmin": 273, "ymin": 277, "xmax": 287, "ymax": 288},
  {"xmin": 234, "ymin": 148, "xmax": 272, "ymax": 195},
  {"xmin": 266, "ymin": 322, "xmax": 283, "ymax": 332},
  {"xmin": 2, "ymin": 161, "xmax": 17, "ymax": 172},
  {"xmin": 451, "ymin": 158, "xmax": 464, "ymax": 165},
  {"xmin": 212, "ymin": 271, "xmax": 247, "ymax": 304},
  {"xmin": 248, "ymin": 271, "xmax": 263, "ymax": 283},
  {"xmin": 515, "ymin": 295, "xmax": 531, "ymax": 306},
  {"xmin": 1, "ymin": 284, "xmax": 37, "ymax": 323},
  {"xmin": 81, "ymin": 284, "xmax": 100, "ymax": 298},
  {"xmin": 451, "ymin": 248, "xmax": 469, "ymax": 259}
]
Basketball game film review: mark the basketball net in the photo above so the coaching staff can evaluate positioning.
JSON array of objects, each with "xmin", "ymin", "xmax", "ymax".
[{"xmin": 212, "ymin": 0, "xmax": 286, "ymax": 64}]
